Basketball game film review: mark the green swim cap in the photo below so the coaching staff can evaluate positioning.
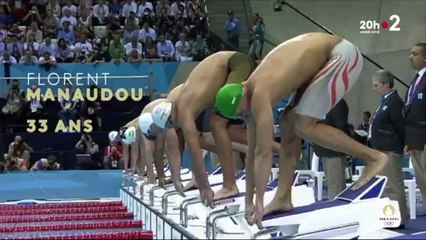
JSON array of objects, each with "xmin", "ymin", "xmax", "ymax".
[{"xmin": 215, "ymin": 84, "xmax": 243, "ymax": 119}]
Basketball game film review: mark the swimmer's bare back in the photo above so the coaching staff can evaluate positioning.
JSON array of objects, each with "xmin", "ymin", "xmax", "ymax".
[
  {"xmin": 177, "ymin": 51, "xmax": 245, "ymax": 116},
  {"xmin": 245, "ymin": 32, "xmax": 343, "ymax": 105}
]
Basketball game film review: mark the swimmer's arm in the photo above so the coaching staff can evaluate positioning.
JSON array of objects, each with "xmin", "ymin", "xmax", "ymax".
[
  {"xmin": 153, "ymin": 134, "xmax": 166, "ymax": 180},
  {"xmin": 165, "ymin": 129, "xmax": 182, "ymax": 183},
  {"xmin": 245, "ymin": 117, "xmax": 256, "ymax": 205},
  {"xmin": 251, "ymin": 95, "xmax": 274, "ymax": 206},
  {"xmin": 181, "ymin": 119, "xmax": 210, "ymax": 189}
]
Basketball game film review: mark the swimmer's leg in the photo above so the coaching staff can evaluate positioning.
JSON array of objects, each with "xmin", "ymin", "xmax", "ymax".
[
  {"xmin": 228, "ymin": 124, "xmax": 281, "ymax": 154},
  {"xmin": 294, "ymin": 114, "xmax": 387, "ymax": 190},
  {"xmin": 210, "ymin": 114, "xmax": 239, "ymax": 199},
  {"xmin": 264, "ymin": 109, "xmax": 300, "ymax": 215}
]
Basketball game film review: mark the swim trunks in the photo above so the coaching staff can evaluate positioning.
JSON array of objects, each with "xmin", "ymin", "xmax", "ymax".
[{"xmin": 293, "ymin": 39, "xmax": 363, "ymax": 119}]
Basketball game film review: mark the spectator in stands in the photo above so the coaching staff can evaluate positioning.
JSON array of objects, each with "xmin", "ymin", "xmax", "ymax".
[
  {"xmin": 139, "ymin": 22, "xmax": 157, "ymax": 43},
  {"xmin": 0, "ymin": 50, "xmax": 17, "ymax": 63},
  {"xmin": 26, "ymin": 21, "xmax": 43, "ymax": 43},
  {"xmin": 248, "ymin": 16, "xmax": 265, "ymax": 60},
  {"xmin": 39, "ymin": 51, "xmax": 57, "ymax": 69},
  {"xmin": 224, "ymin": 10, "xmax": 240, "ymax": 49},
  {"xmin": 358, "ymin": 111, "xmax": 371, "ymax": 132},
  {"xmin": 6, "ymin": 34, "xmax": 24, "ymax": 60},
  {"xmin": 127, "ymin": 48, "xmax": 143, "ymax": 62},
  {"xmin": 60, "ymin": 9, "xmax": 77, "ymax": 29},
  {"xmin": 8, "ymin": 24, "xmax": 23, "ymax": 38},
  {"xmin": 106, "ymin": 13, "xmax": 121, "ymax": 38},
  {"xmin": 157, "ymin": 34, "xmax": 174, "ymax": 61},
  {"xmin": 93, "ymin": 0, "xmax": 109, "ymax": 25},
  {"xmin": 61, "ymin": 0, "xmax": 77, "ymax": 18},
  {"xmin": 9, "ymin": 79, "xmax": 25, "ymax": 98},
  {"xmin": 19, "ymin": 49, "xmax": 39, "ymax": 64},
  {"xmin": 171, "ymin": 0, "xmax": 186, "ymax": 17},
  {"xmin": 111, "ymin": 48, "xmax": 125, "ymax": 63},
  {"xmin": 191, "ymin": 34, "xmax": 209, "ymax": 61},
  {"xmin": 57, "ymin": 21, "xmax": 76, "ymax": 45},
  {"xmin": 4, "ymin": 135, "xmax": 33, "ymax": 165},
  {"xmin": 11, "ymin": 1, "xmax": 29, "ymax": 24},
  {"xmin": 72, "ymin": 46, "xmax": 89, "ymax": 63},
  {"xmin": 78, "ymin": 8, "xmax": 93, "ymax": 33},
  {"xmin": 24, "ymin": 34, "xmax": 39, "ymax": 56},
  {"xmin": 77, "ymin": 0, "xmax": 93, "ymax": 17},
  {"xmin": 22, "ymin": 6, "xmax": 43, "ymax": 27},
  {"xmin": 121, "ymin": 0, "xmax": 137, "ymax": 24},
  {"xmin": 39, "ymin": 37, "xmax": 57, "ymax": 57},
  {"xmin": 74, "ymin": 33, "xmax": 93, "ymax": 56},
  {"xmin": 156, "ymin": 0, "xmax": 171, "ymax": 15},
  {"xmin": 56, "ymin": 38, "xmax": 74, "ymax": 63},
  {"xmin": 156, "ymin": 7, "xmax": 174, "ymax": 30},
  {"xmin": 145, "ymin": 47, "xmax": 162, "ymax": 61},
  {"xmin": 0, "ymin": 24, "xmax": 6, "ymax": 43},
  {"xmin": 27, "ymin": 85, "xmax": 46, "ymax": 120},
  {"xmin": 43, "ymin": 9, "xmax": 59, "ymax": 39},
  {"xmin": 175, "ymin": 32, "xmax": 192, "ymax": 61},
  {"xmin": 139, "ymin": 8, "xmax": 155, "ymax": 26},
  {"xmin": 108, "ymin": 0, "xmax": 122, "ymax": 16},
  {"xmin": 125, "ymin": 11, "xmax": 139, "ymax": 26},
  {"xmin": 103, "ymin": 138, "xmax": 124, "ymax": 169},
  {"xmin": 123, "ymin": 22, "xmax": 138, "ymax": 44},
  {"xmin": 109, "ymin": 32, "xmax": 125, "ymax": 59},
  {"xmin": 125, "ymin": 36, "xmax": 142, "ymax": 57},
  {"xmin": 137, "ymin": 0, "xmax": 154, "ymax": 18},
  {"xmin": 46, "ymin": 0, "xmax": 61, "ymax": 18},
  {"xmin": 30, "ymin": 155, "xmax": 60, "ymax": 171},
  {"xmin": 0, "ymin": 5, "xmax": 12, "ymax": 28},
  {"xmin": 89, "ymin": 42, "xmax": 111, "ymax": 63},
  {"xmin": 58, "ymin": 81, "xmax": 78, "ymax": 130}
]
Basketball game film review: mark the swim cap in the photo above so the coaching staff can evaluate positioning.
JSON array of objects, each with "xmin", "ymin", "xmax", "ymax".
[
  {"xmin": 108, "ymin": 131, "xmax": 118, "ymax": 142},
  {"xmin": 139, "ymin": 113, "xmax": 154, "ymax": 135},
  {"xmin": 214, "ymin": 84, "xmax": 243, "ymax": 119},
  {"xmin": 151, "ymin": 102, "xmax": 172, "ymax": 129},
  {"xmin": 123, "ymin": 126, "xmax": 137, "ymax": 144}
]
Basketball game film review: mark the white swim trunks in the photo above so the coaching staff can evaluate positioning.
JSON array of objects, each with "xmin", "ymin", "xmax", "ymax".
[{"xmin": 294, "ymin": 39, "xmax": 363, "ymax": 119}]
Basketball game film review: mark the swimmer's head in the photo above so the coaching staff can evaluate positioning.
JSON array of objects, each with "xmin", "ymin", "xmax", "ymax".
[
  {"xmin": 215, "ymin": 83, "xmax": 246, "ymax": 119},
  {"xmin": 151, "ymin": 102, "xmax": 178, "ymax": 129},
  {"xmin": 139, "ymin": 112, "xmax": 162, "ymax": 137},
  {"xmin": 122, "ymin": 126, "xmax": 137, "ymax": 145},
  {"xmin": 108, "ymin": 131, "xmax": 119, "ymax": 142}
]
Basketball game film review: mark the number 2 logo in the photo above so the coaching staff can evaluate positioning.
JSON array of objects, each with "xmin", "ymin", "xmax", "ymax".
[{"xmin": 389, "ymin": 15, "xmax": 401, "ymax": 31}]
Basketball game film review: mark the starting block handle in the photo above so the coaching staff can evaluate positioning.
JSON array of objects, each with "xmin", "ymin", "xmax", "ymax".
[
  {"xmin": 179, "ymin": 197, "xmax": 201, "ymax": 227},
  {"xmin": 251, "ymin": 225, "xmax": 299, "ymax": 239},
  {"xmin": 210, "ymin": 209, "xmax": 245, "ymax": 240},
  {"xmin": 149, "ymin": 186, "xmax": 164, "ymax": 206},
  {"xmin": 161, "ymin": 190, "xmax": 180, "ymax": 214},
  {"xmin": 206, "ymin": 204, "xmax": 241, "ymax": 239},
  {"xmin": 139, "ymin": 181, "xmax": 151, "ymax": 199}
]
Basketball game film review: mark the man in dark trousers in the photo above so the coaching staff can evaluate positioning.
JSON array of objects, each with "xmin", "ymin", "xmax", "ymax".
[
  {"xmin": 404, "ymin": 42, "xmax": 426, "ymax": 211},
  {"xmin": 369, "ymin": 69, "xmax": 408, "ymax": 228},
  {"xmin": 312, "ymin": 99, "xmax": 350, "ymax": 200}
]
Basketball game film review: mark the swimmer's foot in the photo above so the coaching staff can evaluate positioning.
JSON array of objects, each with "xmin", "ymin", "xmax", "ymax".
[
  {"xmin": 264, "ymin": 198, "xmax": 294, "ymax": 216},
  {"xmin": 352, "ymin": 152, "xmax": 388, "ymax": 191},
  {"xmin": 183, "ymin": 179, "xmax": 198, "ymax": 191},
  {"xmin": 214, "ymin": 185, "xmax": 239, "ymax": 200}
]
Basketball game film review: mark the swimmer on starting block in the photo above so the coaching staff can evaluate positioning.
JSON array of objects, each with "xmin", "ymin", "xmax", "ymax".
[
  {"xmin": 141, "ymin": 84, "xmax": 278, "ymax": 194},
  {"xmin": 151, "ymin": 52, "xmax": 281, "ymax": 206},
  {"xmin": 214, "ymin": 32, "xmax": 389, "ymax": 228}
]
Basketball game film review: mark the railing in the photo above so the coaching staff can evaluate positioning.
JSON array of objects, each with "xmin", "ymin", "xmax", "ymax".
[{"xmin": 120, "ymin": 186, "xmax": 198, "ymax": 240}]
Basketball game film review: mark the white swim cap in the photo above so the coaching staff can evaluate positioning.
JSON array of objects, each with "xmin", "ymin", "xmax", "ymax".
[
  {"xmin": 139, "ymin": 113, "xmax": 154, "ymax": 134},
  {"xmin": 122, "ymin": 138, "xmax": 132, "ymax": 145},
  {"xmin": 151, "ymin": 102, "xmax": 172, "ymax": 129},
  {"xmin": 123, "ymin": 126, "xmax": 137, "ymax": 144},
  {"xmin": 108, "ymin": 131, "xmax": 118, "ymax": 142}
]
